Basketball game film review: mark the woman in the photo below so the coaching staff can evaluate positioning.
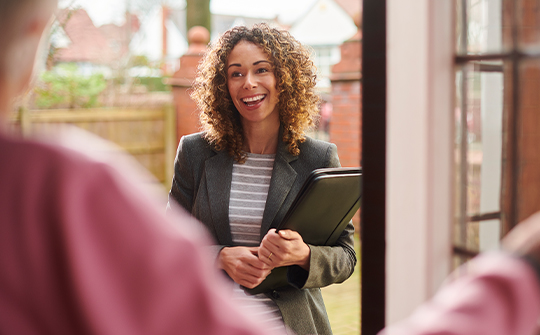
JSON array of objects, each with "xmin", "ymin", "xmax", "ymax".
[{"xmin": 167, "ymin": 24, "xmax": 356, "ymax": 334}]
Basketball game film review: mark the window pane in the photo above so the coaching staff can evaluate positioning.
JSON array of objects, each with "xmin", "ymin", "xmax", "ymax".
[
  {"xmin": 479, "ymin": 219, "xmax": 501, "ymax": 251},
  {"xmin": 456, "ymin": 0, "xmax": 505, "ymax": 55},
  {"xmin": 454, "ymin": 61, "xmax": 504, "ymax": 252}
]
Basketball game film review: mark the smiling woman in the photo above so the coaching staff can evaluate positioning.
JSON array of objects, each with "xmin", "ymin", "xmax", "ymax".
[
  {"xmin": 167, "ymin": 23, "xmax": 357, "ymax": 335},
  {"xmin": 191, "ymin": 24, "xmax": 320, "ymax": 163},
  {"xmin": 226, "ymin": 41, "xmax": 280, "ymax": 152}
]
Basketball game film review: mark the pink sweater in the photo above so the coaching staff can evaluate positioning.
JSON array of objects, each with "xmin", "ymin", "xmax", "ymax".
[
  {"xmin": 381, "ymin": 253, "xmax": 540, "ymax": 335},
  {"xmin": 0, "ymin": 133, "xmax": 281, "ymax": 335}
]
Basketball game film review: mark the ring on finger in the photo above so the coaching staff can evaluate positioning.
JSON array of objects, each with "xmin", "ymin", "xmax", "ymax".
[{"xmin": 268, "ymin": 252, "xmax": 273, "ymax": 261}]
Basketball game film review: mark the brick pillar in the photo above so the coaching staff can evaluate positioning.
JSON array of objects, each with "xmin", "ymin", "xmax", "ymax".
[
  {"xmin": 330, "ymin": 24, "xmax": 361, "ymax": 168},
  {"xmin": 330, "ymin": 19, "xmax": 361, "ymax": 230},
  {"xmin": 167, "ymin": 26, "xmax": 209, "ymax": 145}
]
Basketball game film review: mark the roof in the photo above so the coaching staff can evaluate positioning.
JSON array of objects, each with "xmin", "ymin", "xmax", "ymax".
[
  {"xmin": 333, "ymin": 0, "xmax": 361, "ymax": 22},
  {"xmin": 54, "ymin": 9, "xmax": 114, "ymax": 64},
  {"xmin": 53, "ymin": 9, "xmax": 138, "ymax": 65},
  {"xmin": 289, "ymin": 0, "xmax": 358, "ymax": 46}
]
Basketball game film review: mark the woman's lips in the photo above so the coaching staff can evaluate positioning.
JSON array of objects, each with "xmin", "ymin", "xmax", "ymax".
[{"xmin": 242, "ymin": 94, "xmax": 266, "ymax": 106}]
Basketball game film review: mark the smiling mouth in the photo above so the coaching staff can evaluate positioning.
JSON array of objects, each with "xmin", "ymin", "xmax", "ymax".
[{"xmin": 242, "ymin": 94, "xmax": 266, "ymax": 106}]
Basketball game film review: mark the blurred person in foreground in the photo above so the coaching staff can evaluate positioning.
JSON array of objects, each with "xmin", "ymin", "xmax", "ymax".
[
  {"xmin": 0, "ymin": 0, "xmax": 284, "ymax": 334},
  {"xmin": 167, "ymin": 24, "xmax": 356, "ymax": 335},
  {"xmin": 380, "ymin": 212, "xmax": 540, "ymax": 335}
]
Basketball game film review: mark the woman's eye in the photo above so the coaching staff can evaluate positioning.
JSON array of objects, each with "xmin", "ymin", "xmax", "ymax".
[
  {"xmin": 257, "ymin": 68, "xmax": 269, "ymax": 73},
  {"xmin": 230, "ymin": 72, "xmax": 242, "ymax": 78}
]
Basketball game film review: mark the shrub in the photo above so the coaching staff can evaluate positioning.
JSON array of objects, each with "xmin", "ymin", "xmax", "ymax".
[{"xmin": 35, "ymin": 63, "xmax": 107, "ymax": 109}]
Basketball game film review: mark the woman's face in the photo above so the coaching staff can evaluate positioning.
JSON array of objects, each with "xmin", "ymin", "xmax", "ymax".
[{"xmin": 226, "ymin": 40, "xmax": 280, "ymax": 130}]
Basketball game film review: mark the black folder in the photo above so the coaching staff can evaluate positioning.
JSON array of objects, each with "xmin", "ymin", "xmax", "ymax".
[{"xmin": 246, "ymin": 167, "xmax": 362, "ymax": 294}]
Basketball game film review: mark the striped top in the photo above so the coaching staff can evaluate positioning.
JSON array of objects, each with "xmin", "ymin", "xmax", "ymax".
[
  {"xmin": 229, "ymin": 153, "xmax": 274, "ymax": 245},
  {"xmin": 229, "ymin": 153, "xmax": 287, "ymax": 333}
]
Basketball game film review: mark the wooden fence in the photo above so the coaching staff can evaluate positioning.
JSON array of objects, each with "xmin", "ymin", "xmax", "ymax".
[{"xmin": 9, "ymin": 106, "xmax": 177, "ymax": 188}]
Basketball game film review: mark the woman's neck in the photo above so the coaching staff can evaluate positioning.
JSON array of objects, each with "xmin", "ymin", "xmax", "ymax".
[{"xmin": 242, "ymin": 123, "xmax": 280, "ymax": 155}]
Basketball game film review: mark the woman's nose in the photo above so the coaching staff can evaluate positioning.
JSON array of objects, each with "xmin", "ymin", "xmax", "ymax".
[{"xmin": 243, "ymin": 72, "xmax": 257, "ymax": 89}]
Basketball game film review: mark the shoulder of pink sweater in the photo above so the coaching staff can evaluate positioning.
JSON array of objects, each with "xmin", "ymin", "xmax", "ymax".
[
  {"xmin": 468, "ymin": 251, "xmax": 539, "ymax": 275},
  {"xmin": 380, "ymin": 252, "xmax": 540, "ymax": 335}
]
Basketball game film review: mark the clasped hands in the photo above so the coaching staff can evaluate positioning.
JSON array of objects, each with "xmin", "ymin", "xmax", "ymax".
[{"xmin": 218, "ymin": 229, "xmax": 311, "ymax": 289}]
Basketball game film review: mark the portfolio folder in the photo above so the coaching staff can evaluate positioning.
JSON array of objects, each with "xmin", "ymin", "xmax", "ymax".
[{"xmin": 246, "ymin": 167, "xmax": 362, "ymax": 294}]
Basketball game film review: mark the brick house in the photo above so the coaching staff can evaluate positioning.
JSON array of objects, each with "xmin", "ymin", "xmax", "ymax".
[{"xmin": 51, "ymin": 8, "xmax": 139, "ymax": 76}]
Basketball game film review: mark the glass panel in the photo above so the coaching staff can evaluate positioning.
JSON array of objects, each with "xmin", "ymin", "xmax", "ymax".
[
  {"xmin": 454, "ymin": 61, "xmax": 505, "ymax": 254},
  {"xmin": 456, "ymin": 0, "xmax": 505, "ymax": 55},
  {"xmin": 479, "ymin": 219, "xmax": 501, "ymax": 251},
  {"xmin": 454, "ymin": 66, "xmax": 467, "ymax": 250}
]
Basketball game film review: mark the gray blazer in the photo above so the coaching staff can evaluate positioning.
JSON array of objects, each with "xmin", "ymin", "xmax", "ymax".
[{"xmin": 168, "ymin": 132, "xmax": 356, "ymax": 335}]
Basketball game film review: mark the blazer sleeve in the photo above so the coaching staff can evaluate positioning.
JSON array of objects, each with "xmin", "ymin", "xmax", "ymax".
[
  {"xmin": 287, "ymin": 143, "xmax": 357, "ymax": 289},
  {"xmin": 167, "ymin": 136, "xmax": 195, "ymax": 214},
  {"xmin": 166, "ymin": 136, "xmax": 229, "ymax": 263}
]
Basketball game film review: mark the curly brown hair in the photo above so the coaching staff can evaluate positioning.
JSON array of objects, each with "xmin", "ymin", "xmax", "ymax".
[{"xmin": 190, "ymin": 23, "xmax": 320, "ymax": 163}]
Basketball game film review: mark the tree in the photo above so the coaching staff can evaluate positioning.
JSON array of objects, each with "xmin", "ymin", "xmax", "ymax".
[{"xmin": 186, "ymin": 0, "xmax": 211, "ymax": 34}]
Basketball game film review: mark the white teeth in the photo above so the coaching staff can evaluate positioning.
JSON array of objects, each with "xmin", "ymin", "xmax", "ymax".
[{"xmin": 242, "ymin": 94, "xmax": 265, "ymax": 103}]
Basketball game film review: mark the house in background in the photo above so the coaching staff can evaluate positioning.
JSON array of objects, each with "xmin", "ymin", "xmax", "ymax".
[
  {"xmin": 289, "ymin": 0, "xmax": 359, "ymax": 91},
  {"xmin": 129, "ymin": 5, "xmax": 187, "ymax": 76},
  {"xmin": 51, "ymin": 8, "xmax": 140, "ymax": 77},
  {"xmin": 116, "ymin": 4, "xmax": 281, "ymax": 76},
  {"xmin": 49, "ymin": 0, "xmax": 359, "ymax": 86}
]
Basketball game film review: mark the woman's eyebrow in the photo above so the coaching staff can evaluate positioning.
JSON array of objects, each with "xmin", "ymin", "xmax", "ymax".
[{"xmin": 227, "ymin": 60, "xmax": 271, "ymax": 70}]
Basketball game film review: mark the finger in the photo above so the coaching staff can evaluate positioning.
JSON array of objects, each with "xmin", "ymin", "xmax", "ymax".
[
  {"xmin": 278, "ymin": 229, "xmax": 302, "ymax": 241},
  {"xmin": 248, "ymin": 247, "xmax": 260, "ymax": 256},
  {"xmin": 262, "ymin": 229, "xmax": 281, "ymax": 243},
  {"xmin": 247, "ymin": 256, "xmax": 273, "ymax": 270},
  {"xmin": 258, "ymin": 249, "xmax": 274, "ymax": 266},
  {"xmin": 239, "ymin": 265, "xmax": 272, "ymax": 285},
  {"xmin": 241, "ymin": 277, "xmax": 266, "ymax": 289},
  {"xmin": 260, "ymin": 237, "xmax": 281, "ymax": 253},
  {"xmin": 245, "ymin": 266, "xmax": 271, "ymax": 279}
]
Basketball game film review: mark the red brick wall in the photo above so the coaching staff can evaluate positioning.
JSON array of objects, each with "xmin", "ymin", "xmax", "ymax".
[
  {"xmin": 330, "ymin": 31, "xmax": 362, "ymax": 168},
  {"xmin": 172, "ymin": 78, "xmax": 200, "ymax": 144},
  {"xmin": 330, "ymin": 80, "xmax": 361, "ymax": 167},
  {"xmin": 169, "ymin": 27, "xmax": 209, "ymax": 145},
  {"xmin": 330, "ymin": 30, "xmax": 361, "ymax": 229}
]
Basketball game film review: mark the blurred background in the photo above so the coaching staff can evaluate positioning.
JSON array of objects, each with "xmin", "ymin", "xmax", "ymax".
[
  {"xmin": 8, "ymin": 1, "xmax": 362, "ymax": 334},
  {"xmin": 10, "ymin": 0, "xmax": 360, "ymax": 188}
]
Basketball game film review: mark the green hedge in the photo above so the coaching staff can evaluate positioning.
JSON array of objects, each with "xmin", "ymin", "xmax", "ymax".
[{"xmin": 134, "ymin": 77, "xmax": 170, "ymax": 92}]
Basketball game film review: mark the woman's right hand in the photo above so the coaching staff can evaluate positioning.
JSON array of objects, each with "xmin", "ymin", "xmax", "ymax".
[{"xmin": 218, "ymin": 246, "xmax": 273, "ymax": 289}]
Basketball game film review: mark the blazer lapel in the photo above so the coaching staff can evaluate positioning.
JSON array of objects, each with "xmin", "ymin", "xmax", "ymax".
[
  {"xmin": 205, "ymin": 150, "xmax": 234, "ymax": 245},
  {"xmin": 260, "ymin": 141, "xmax": 298, "ymax": 238}
]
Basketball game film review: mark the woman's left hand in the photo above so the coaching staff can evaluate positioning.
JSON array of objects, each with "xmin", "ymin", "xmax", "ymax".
[{"xmin": 259, "ymin": 229, "xmax": 311, "ymax": 270}]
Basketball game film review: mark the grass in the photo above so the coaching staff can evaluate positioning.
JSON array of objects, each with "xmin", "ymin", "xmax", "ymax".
[{"xmin": 321, "ymin": 234, "xmax": 360, "ymax": 335}]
